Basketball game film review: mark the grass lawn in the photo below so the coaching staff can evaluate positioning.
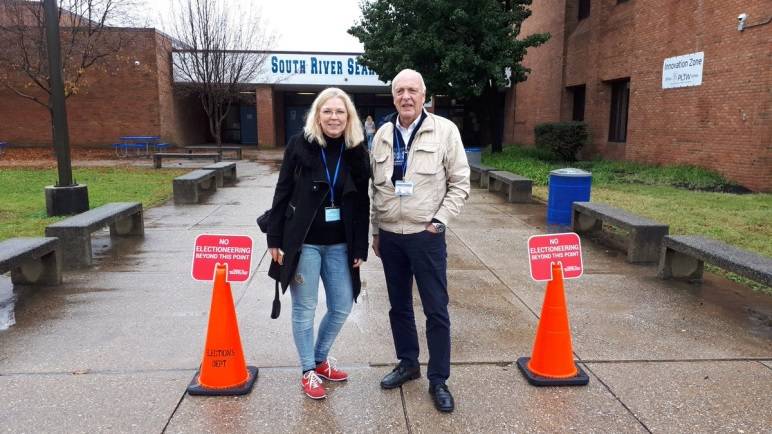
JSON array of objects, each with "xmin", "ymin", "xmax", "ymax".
[
  {"xmin": 484, "ymin": 145, "xmax": 772, "ymax": 293},
  {"xmin": 0, "ymin": 167, "xmax": 186, "ymax": 240}
]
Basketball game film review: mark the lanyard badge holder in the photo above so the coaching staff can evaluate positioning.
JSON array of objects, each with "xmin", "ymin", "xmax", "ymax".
[
  {"xmin": 393, "ymin": 129, "xmax": 414, "ymax": 197},
  {"xmin": 320, "ymin": 147, "xmax": 343, "ymax": 222}
]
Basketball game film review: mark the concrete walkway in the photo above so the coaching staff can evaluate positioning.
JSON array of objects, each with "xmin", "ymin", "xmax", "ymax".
[{"xmin": 1, "ymin": 157, "xmax": 770, "ymax": 433}]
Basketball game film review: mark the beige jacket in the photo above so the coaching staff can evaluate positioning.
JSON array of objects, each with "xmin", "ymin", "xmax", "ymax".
[{"xmin": 370, "ymin": 112, "xmax": 470, "ymax": 235}]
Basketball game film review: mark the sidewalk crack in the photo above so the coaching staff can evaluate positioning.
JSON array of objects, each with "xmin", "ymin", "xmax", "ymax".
[
  {"xmin": 582, "ymin": 363, "xmax": 652, "ymax": 434},
  {"xmin": 399, "ymin": 386, "xmax": 413, "ymax": 434},
  {"xmin": 160, "ymin": 387, "xmax": 188, "ymax": 434}
]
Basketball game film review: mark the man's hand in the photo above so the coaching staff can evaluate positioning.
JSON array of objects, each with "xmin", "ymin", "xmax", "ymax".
[
  {"xmin": 353, "ymin": 258, "xmax": 364, "ymax": 268},
  {"xmin": 425, "ymin": 223, "xmax": 439, "ymax": 233},
  {"xmin": 269, "ymin": 247, "xmax": 284, "ymax": 265},
  {"xmin": 372, "ymin": 235, "xmax": 380, "ymax": 258}
]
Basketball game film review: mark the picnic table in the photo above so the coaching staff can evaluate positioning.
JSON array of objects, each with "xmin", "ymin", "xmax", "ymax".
[{"xmin": 113, "ymin": 136, "xmax": 169, "ymax": 157}]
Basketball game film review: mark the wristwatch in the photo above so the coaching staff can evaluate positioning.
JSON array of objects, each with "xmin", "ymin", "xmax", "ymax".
[{"xmin": 431, "ymin": 222, "xmax": 446, "ymax": 233}]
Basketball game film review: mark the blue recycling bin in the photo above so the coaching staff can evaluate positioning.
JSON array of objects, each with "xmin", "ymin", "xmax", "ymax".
[
  {"xmin": 547, "ymin": 168, "xmax": 592, "ymax": 226},
  {"xmin": 465, "ymin": 147, "xmax": 481, "ymax": 165}
]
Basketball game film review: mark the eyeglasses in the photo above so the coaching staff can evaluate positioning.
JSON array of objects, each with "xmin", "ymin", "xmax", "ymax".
[{"xmin": 321, "ymin": 109, "xmax": 347, "ymax": 118}]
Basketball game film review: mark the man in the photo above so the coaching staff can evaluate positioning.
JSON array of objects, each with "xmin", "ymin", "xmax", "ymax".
[{"xmin": 370, "ymin": 69, "xmax": 470, "ymax": 413}]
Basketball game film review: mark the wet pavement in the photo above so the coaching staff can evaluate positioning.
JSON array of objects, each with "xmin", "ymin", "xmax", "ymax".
[{"xmin": 1, "ymin": 155, "xmax": 771, "ymax": 433}]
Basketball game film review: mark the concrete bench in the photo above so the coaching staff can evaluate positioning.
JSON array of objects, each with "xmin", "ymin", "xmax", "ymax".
[
  {"xmin": 469, "ymin": 162, "xmax": 497, "ymax": 188},
  {"xmin": 45, "ymin": 202, "xmax": 144, "ymax": 268},
  {"xmin": 658, "ymin": 235, "xmax": 772, "ymax": 286},
  {"xmin": 184, "ymin": 146, "xmax": 243, "ymax": 160},
  {"xmin": 202, "ymin": 161, "xmax": 238, "ymax": 187},
  {"xmin": 173, "ymin": 169, "xmax": 218, "ymax": 204},
  {"xmin": 487, "ymin": 171, "xmax": 532, "ymax": 203},
  {"xmin": 0, "ymin": 238, "xmax": 61, "ymax": 285},
  {"xmin": 572, "ymin": 202, "xmax": 668, "ymax": 263},
  {"xmin": 153, "ymin": 152, "xmax": 221, "ymax": 168}
]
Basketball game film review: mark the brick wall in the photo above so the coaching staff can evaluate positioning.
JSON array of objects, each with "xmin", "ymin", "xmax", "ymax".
[
  {"xmin": 0, "ymin": 28, "xmax": 163, "ymax": 146},
  {"xmin": 154, "ymin": 32, "xmax": 208, "ymax": 146},
  {"xmin": 509, "ymin": 0, "xmax": 771, "ymax": 191},
  {"xmin": 0, "ymin": 26, "xmax": 212, "ymax": 148},
  {"xmin": 506, "ymin": 0, "xmax": 568, "ymax": 146},
  {"xmin": 256, "ymin": 85, "xmax": 277, "ymax": 147}
]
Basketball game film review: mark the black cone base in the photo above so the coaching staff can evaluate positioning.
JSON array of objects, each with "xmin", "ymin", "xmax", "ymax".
[
  {"xmin": 517, "ymin": 357, "xmax": 589, "ymax": 387},
  {"xmin": 187, "ymin": 366, "xmax": 259, "ymax": 396}
]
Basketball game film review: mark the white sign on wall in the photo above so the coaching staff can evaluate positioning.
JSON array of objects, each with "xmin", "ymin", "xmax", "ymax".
[
  {"xmin": 662, "ymin": 52, "xmax": 704, "ymax": 89},
  {"xmin": 173, "ymin": 52, "xmax": 388, "ymax": 87},
  {"xmin": 264, "ymin": 53, "xmax": 387, "ymax": 87}
]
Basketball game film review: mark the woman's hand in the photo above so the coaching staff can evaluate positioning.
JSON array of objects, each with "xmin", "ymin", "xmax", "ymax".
[
  {"xmin": 269, "ymin": 248, "xmax": 284, "ymax": 265},
  {"xmin": 353, "ymin": 258, "xmax": 364, "ymax": 268}
]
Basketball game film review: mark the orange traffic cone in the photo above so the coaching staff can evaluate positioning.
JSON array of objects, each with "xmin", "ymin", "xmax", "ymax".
[
  {"xmin": 517, "ymin": 262, "xmax": 589, "ymax": 386},
  {"xmin": 187, "ymin": 263, "xmax": 258, "ymax": 395}
]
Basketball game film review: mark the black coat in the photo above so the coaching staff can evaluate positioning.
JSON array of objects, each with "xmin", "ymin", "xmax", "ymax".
[{"xmin": 266, "ymin": 133, "xmax": 371, "ymax": 300}]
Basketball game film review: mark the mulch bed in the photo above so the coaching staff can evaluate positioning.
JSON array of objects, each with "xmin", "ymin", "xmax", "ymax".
[{"xmin": 0, "ymin": 146, "xmax": 125, "ymax": 168}]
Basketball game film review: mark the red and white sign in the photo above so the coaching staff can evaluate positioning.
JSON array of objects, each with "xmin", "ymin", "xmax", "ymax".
[
  {"xmin": 527, "ymin": 232, "xmax": 583, "ymax": 281},
  {"xmin": 192, "ymin": 234, "xmax": 253, "ymax": 282}
]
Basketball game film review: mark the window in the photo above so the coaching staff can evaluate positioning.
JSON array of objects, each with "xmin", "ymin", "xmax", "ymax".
[
  {"xmin": 569, "ymin": 85, "xmax": 586, "ymax": 121},
  {"xmin": 608, "ymin": 79, "xmax": 630, "ymax": 142},
  {"xmin": 578, "ymin": 0, "xmax": 591, "ymax": 20}
]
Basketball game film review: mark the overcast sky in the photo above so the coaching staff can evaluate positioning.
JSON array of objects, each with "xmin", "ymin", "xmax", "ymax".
[{"xmin": 141, "ymin": 0, "xmax": 365, "ymax": 53}]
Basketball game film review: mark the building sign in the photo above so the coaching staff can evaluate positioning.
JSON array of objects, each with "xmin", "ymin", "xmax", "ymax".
[
  {"xmin": 662, "ymin": 52, "xmax": 704, "ymax": 89},
  {"xmin": 264, "ymin": 53, "xmax": 387, "ymax": 87},
  {"xmin": 172, "ymin": 51, "xmax": 388, "ymax": 87}
]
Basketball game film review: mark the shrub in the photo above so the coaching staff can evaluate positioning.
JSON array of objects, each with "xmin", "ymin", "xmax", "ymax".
[{"xmin": 534, "ymin": 122, "xmax": 589, "ymax": 161}]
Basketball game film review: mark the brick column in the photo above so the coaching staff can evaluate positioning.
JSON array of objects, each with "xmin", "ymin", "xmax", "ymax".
[{"xmin": 256, "ymin": 85, "xmax": 276, "ymax": 148}]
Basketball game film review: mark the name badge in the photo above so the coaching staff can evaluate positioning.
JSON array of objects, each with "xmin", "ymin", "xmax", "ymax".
[
  {"xmin": 394, "ymin": 180, "xmax": 414, "ymax": 196},
  {"xmin": 325, "ymin": 207, "xmax": 341, "ymax": 222}
]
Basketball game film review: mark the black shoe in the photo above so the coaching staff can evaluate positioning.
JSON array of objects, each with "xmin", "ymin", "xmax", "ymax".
[
  {"xmin": 429, "ymin": 383, "xmax": 455, "ymax": 413},
  {"xmin": 380, "ymin": 364, "xmax": 421, "ymax": 389}
]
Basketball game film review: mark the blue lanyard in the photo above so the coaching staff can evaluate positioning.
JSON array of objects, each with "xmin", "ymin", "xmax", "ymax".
[
  {"xmin": 320, "ymin": 147, "xmax": 343, "ymax": 206},
  {"xmin": 393, "ymin": 128, "xmax": 408, "ymax": 177},
  {"xmin": 392, "ymin": 113, "xmax": 426, "ymax": 179}
]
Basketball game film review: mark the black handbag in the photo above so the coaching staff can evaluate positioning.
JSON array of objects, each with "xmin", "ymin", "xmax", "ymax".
[
  {"xmin": 270, "ymin": 280, "xmax": 281, "ymax": 319},
  {"xmin": 259, "ymin": 161, "xmax": 301, "ymax": 319},
  {"xmin": 256, "ymin": 209, "xmax": 271, "ymax": 233},
  {"xmin": 257, "ymin": 161, "xmax": 300, "ymax": 234}
]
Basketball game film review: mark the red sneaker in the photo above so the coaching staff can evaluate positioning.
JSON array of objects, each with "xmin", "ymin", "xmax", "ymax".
[
  {"xmin": 315, "ymin": 357, "xmax": 349, "ymax": 382},
  {"xmin": 301, "ymin": 371, "xmax": 326, "ymax": 399}
]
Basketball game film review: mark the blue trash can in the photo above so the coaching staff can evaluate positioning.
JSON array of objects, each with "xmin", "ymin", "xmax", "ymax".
[
  {"xmin": 465, "ymin": 147, "xmax": 481, "ymax": 165},
  {"xmin": 547, "ymin": 168, "xmax": 592, "ymax": 226}
]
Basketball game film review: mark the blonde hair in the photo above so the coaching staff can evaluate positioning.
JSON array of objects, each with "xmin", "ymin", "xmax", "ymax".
[{"xmin": 304, "ymin": 88, "xmax": 365, "ymax": 148}]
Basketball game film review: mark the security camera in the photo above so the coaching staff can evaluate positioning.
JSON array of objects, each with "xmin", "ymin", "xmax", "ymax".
[{"xmin": 737, "ymin": 13, "xmax": 747, "ymax": 31}]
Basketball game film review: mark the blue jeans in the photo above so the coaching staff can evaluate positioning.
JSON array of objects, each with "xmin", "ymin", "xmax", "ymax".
[
  {"xmin": 366, "ymin": 133, "xmax": 374, "ymax": 150},
  {"xmin": 290, "ymin": 243, "xmax": 353, "ymax": 372}
]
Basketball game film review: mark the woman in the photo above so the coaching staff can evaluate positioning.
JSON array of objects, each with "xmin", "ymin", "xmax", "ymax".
[
  {"xmin": 364, "ymin": 115, "xmax": 376, "ymax": 150},
  {"xmin": 266, "ymin": 88, "xmax": 370, "ymax": 400}
]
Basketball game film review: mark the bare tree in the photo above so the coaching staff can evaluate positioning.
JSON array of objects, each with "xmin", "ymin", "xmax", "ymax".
[
  {"xmin": 0, "ymin": 0, "xmax": 142, "ymax": 114},
  {"xmin": 169, "ymin": 0, "xmax": 274, "ymax": 148}
]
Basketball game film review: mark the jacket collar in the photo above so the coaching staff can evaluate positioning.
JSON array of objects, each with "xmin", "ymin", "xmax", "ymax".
[
  {"xmin": 297, "ymin": 135, "xmax": 366, "ymax": 195},
  {"xmin": 380, "ymin": 111, "xmax": 436, "ymax": 148}
]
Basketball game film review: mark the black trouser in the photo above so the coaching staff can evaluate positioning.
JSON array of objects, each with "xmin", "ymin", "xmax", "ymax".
[{"xmin": 379, "ymin": 229, "xmax": 450, "ymax": 386}]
